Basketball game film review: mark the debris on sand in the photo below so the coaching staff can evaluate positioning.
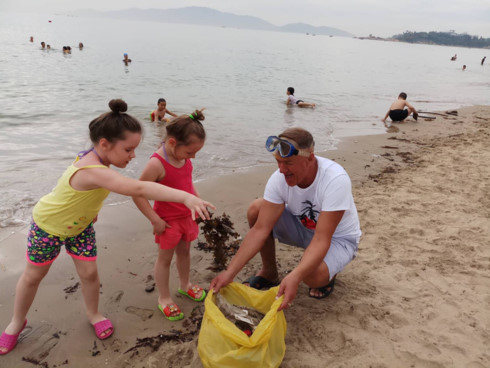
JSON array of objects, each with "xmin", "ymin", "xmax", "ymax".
[
  {"xmin": 124, "ymin": 306, "xmax": 204, "ymax": 358},
  {"xmin": 63, "ymin": 282, "xmax": 79, "ymax": 294}
]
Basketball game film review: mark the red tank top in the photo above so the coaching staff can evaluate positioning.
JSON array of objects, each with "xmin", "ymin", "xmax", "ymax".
[{"xmin": 151, "ymin": 152, "xmax": 195, "ymax": 221}]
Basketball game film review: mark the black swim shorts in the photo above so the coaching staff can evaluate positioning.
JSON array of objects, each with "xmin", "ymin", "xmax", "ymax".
[
  {"xmin": 296, "ymin": 100, "xmax": 304, "ymax": 104},
  {"xmin": 389, "ymin": 109, "xmax": 409, "ymax": 121}
]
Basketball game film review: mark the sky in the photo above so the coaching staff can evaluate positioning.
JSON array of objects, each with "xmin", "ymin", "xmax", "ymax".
[{"xmin": 1, "ymin": 0, "xmax": 490, "ymax": 38}]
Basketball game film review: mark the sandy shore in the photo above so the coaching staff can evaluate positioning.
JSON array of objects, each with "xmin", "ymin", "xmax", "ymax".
[{"xmin": 0, "ymin": 106, "xmax": 489, "ymax": 367}]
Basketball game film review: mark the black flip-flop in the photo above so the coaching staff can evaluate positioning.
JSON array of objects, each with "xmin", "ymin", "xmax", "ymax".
[
  {"xmin": 242, "ymin": 275, "xmax": 279, "ymax": 290},
  {"xmin": 309, "ymin": 277, "xmax": 336, "ymax": 299}
]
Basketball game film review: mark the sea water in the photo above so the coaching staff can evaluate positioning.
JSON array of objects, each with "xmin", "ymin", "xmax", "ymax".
[{"xmin": 0, "ymin": 11, "xmax": 488, "ymax": 230}]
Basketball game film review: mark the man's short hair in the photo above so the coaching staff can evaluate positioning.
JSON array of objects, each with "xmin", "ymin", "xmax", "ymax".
[
  {"xmin": 279, "ymin": 127, "xmax": 315, "ymax": 150},
  {"xmin": 398, "ymin": 92, "xmax": 407, "ymax": 100}
]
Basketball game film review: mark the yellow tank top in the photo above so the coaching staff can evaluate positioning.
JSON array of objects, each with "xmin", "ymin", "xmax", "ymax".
[{"xmin": 32, "ymin": 162, "xmax": 110, "ymax": 238}]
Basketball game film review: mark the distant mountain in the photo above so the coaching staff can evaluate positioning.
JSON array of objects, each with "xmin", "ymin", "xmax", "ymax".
[
  {"xmin": 74, "ymin": 6, "xmax": 354, "ymax": 37},
  {"xmin": 278, "ymin": 22, "xmax": 352, "ymax": 37}
]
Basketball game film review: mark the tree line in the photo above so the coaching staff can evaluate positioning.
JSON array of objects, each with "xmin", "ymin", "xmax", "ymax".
[{"xmin": 393, "ymin": 31, "xmax": 490, "ymax": 49}]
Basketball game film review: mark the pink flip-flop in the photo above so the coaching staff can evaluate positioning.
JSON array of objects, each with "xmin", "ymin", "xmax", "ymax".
[
  {"xmin": 0, "ymin": 320, "xmax": 27, "ymax": 355},
  {"xmin": 92, "ymin": 319, "xmax": 114, "ymax": 340}
]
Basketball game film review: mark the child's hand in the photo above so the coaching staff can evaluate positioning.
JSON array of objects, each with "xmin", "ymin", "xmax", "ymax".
[
  {"xmin": 184, "ymin": 195, "xmax": 215, "ymax": 221},
  {"xmin": 153, "ymin": 218, "xmax": 170, "ymax": 235}
]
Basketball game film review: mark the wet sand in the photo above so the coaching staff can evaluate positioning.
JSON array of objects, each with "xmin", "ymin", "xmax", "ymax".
[{"xmin": 0, "ymin": 105, "xmax": 489, "ymax": 367}]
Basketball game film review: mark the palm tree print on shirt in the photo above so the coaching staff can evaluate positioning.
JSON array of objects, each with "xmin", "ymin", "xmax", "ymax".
[{"xmin": 298, "ymin": 200, "xmax": 319, "ymax": 230}]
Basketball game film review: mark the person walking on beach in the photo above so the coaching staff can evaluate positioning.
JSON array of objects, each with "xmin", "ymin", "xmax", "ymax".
[
  {"xmin": 381, "ymin": 92, "xmax": 418, "ymax": 127},
  {"xmin": 150, "ymin": 98, "xmax": 178, "ymax": 123},
  {"xmin": 133, "ymin": 109, "xmax": 208, "ymax": 321},
  {"xmin": 482, "ymin": 56, "xmax": 486, "ymax": 66},
  {"xmin": 210, "ymin": 127, "xmax": 361, "ymax": 311},
  {"xmin": 0, "ymin": 100, "xmax": 214, "ymax": 355},
  {"xmin": 286, "ymin": 87, "xmax": 316, "ymax": 108}
]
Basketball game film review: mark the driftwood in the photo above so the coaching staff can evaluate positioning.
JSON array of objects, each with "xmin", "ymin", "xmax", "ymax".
[{"xmin": 419, "ymin": 110, "xmax": 458, "ymax": 117}]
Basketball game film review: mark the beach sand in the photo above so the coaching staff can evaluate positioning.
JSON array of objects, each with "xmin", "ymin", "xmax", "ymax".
[{"xmin": 0, "ymin": 106, "xmax": 489, "ymax": 367}]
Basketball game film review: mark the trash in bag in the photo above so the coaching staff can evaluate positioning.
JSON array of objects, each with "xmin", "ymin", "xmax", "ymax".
[
  {"xmin": 215, "ymin": 293, "xmax": 265, "ymax": 336},
  {"xmin": 198, "ymin": 282, "xmax": 287, "ymax": 368}
]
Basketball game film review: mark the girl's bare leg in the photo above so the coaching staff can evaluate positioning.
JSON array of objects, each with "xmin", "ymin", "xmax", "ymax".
[
  {"xmin": 175, "ymin": 240, "xmax": 203, "ymax": 298},
  {"xmin": 72, "ymin": 258, "xmax": 111, "ymax": 338},
  {"xmin": 1, "ymin": 262, "xmax": 51, "ymax": 353},
  {"xmin": 155, "ymin": 247, "xmax": 181, "ymax": 316}
]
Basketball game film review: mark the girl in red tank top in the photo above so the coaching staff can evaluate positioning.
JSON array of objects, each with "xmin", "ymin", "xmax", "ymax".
[{"xmin": 133, "ymin": 108, "xmax": 208, "ymax": 321}]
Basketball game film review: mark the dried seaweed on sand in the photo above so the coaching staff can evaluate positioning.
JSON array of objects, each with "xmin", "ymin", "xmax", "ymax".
[{"xmin": 196, "ymin": 212, "xmax": 240, "ymax": 271}]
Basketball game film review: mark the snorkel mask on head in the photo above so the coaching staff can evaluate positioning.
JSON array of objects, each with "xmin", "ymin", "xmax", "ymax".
[{"xmin": 265, "ymin": 136, "xmax": 311, "ymax": 158}]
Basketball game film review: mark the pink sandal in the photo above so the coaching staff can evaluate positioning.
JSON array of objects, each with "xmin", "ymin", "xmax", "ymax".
[
  {"xmin": 0, "ymin": 320, "xmax": 27, "ymax": 355},
  {"xmin": 92, "ymin": 319, "xmax": 114, "ymax": 340}
]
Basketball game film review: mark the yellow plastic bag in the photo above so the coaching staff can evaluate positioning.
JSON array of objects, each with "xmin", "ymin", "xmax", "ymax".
[{"xmin": 198, "ymin": 282, "xmax": 287, "ymax": 368}]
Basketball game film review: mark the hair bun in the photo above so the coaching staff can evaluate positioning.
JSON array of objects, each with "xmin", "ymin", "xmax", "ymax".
[
  {"xmin": 109, "ymin": 99, "xmax": 128, "ymax": 113},
  {"xmin": 192, "ymin": 108, "xmax": 205, "ymax": 121}
]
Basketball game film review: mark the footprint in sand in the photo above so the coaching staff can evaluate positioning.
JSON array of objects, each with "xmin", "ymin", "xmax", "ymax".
[
  {"xmin": 21, "ymin": 324, "xmax": 60, "ymax": 361},
  {"xmin": 125, "ymin": 306, "xmax": 154, "ymax": 321},
  {"xmin": 104, "ymin": 290, "xmax": 124, "ymax": 311}
]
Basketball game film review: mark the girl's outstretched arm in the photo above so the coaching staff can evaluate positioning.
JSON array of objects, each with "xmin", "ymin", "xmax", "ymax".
[{"xmin": 82, "ymin": 167, "xmax": 215, "ymax": 220}]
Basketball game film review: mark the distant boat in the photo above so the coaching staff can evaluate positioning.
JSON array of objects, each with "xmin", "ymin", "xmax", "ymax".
[{"xmin": 306, "ymin": 32, "xmax": 309, "ymax": 35}]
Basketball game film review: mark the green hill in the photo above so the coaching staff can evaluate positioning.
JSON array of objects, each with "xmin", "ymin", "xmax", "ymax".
[{"xmin": 393, "ymin": 31, "xmax": 490, "ymax": 49}]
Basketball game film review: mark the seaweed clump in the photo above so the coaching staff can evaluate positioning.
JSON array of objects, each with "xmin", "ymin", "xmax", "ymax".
[{"xmin": 197, "ymin": 212, "xmax": 240, "ymax": 272}]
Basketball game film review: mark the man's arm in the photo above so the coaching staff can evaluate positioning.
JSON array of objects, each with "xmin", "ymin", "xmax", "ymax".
[
  {"xmin": 276, "ymin": 210, "xmax": 344, "ymax": 310},
  {"xmin": 210, "ymin": 200, "xmax": 285, "ymax": 292}
]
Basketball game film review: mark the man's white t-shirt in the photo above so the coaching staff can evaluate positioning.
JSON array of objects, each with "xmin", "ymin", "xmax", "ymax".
[{"xmin": 264, "ymin": 156, "xmax": 361, "ymax": 240}]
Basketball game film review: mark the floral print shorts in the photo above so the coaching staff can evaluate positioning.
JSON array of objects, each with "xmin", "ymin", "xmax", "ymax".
[{"xmin": 27, "ymin": 221, "xmax": 97, "ymax": 266}]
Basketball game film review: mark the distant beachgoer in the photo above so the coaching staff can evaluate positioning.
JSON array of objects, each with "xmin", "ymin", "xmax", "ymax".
[
  {"xmin": 450, "ymin": 54, "xmax": 457, "ymax": 61},
  {"xmin": 462, "ymin": 65, "xmax": 466, "ymax": 71},
  {"xmin": 79, "ymin": 42, "xmax": 84, "ymax": 49},
  {"xmin": 123, "ymin": 53, "xmax": 132, "ymax": 65},
  {"xmin": 482, "ymin": 56, "xmax": 486, "ymax": 66},
  {"xmin": 381, "ymin": 92, "xmax": 418, "ymax": 126},
  {"xmin": 150, "ymin": 98, "xmax": 178, "ymax": 122},
  {"xmin": 47, "ymin": 45, "xmax": 51, "ymax": 50},
  {"xmin": 0, "ymin": 99, "xmax": 214, "ymax": 355},
  {"xmin": 133, "ymin": 109, "xmax": 208, "ymax": 321},
  {"xmin": 40, "ymin": 41, "xmax": 46, "ymax": 49},
  {"xmin": 30, "ymin": 36, "xmax": 33, "ymax": 42},
  {"xmin": 286, "ymin": 87, "xmax": 316, "ymax": 108},
  {"xmin": 62, "ymin": 46, "xmax": 71, "ymax": 54}
]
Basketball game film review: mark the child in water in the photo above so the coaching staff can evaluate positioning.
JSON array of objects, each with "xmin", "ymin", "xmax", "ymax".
[
  {"xmin": 0, "ymin": 100, "xmax": 214, "ymax": 355},
  {"xmin": 133, "ymin": 109, "xmax": 207, "ymax": 321},
  {"xmin": 286, "ymin": 87, "xmax": 316, "ymax": 108},
  {"xmin": 150, "ymin": 98, "xmax": 178, "ymax": 123}
]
